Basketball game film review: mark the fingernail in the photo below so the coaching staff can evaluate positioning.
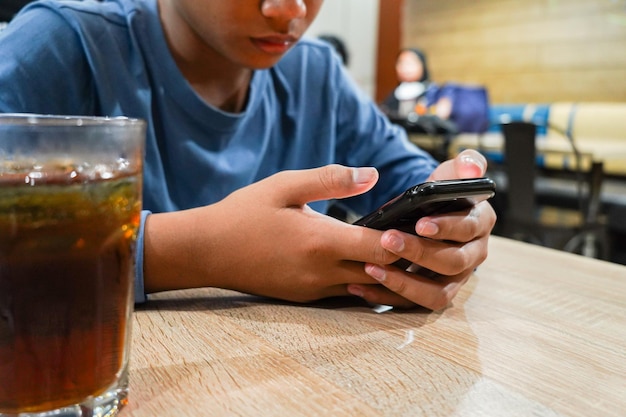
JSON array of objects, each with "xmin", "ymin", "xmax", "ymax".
[
  {"xmin": 383, "ymin": 232, "xmax": 405, "ymax": 252},
  {"xmin": 444, "ymin": 282, "xmax": 461, "ymax": 299},
  {"xmin": 347, "ymin": 284, "xmax": 364, "ymax": 297},
  {"xmin": 365, "ymin": 264, "xmax": 386, "ymax": 282},
  {"xmin": 416, "ymin": 220, "xmax": 439, "ymax": 236},
  {"xmin": 352, "ymin": 167, "xmax": 377, "ymax": 184},
  {"xmin": 461, "ymin": 155, "xmax": 485, "ymax": 174}
]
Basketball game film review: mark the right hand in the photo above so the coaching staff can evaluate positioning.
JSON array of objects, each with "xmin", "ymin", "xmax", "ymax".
[{"xmin": 143, "ymin": 164, "xmax": 398, "ymax": 303}]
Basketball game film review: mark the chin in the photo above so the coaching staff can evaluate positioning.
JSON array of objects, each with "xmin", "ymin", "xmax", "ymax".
[{"xmin": 246, "ymin": 56, "xmax": 286, "ymax": 70}]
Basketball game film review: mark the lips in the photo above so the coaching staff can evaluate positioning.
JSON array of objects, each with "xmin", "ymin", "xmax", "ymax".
[{"xmin": 251, "ymin": 35, "xmax": 298, "ymax": 55}]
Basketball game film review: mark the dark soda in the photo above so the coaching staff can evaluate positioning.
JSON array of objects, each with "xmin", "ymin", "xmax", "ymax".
[{"xmin": 0, "ymin": 166, "xmax": 141, "ymax": 414}]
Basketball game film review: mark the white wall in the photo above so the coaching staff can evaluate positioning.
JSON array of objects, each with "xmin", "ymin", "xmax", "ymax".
[{"xmin": 307, "ymin": 0, "xmax": 379, "ymax": 98}]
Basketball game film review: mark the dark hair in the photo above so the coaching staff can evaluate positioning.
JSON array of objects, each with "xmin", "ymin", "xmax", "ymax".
[
  {"xmin": 398, "ymin": 47, "xmax": 430, "ymax": 82},
  {"xmin": 318, "ymin": 34, "xmax": 350, "ymax": 67}
]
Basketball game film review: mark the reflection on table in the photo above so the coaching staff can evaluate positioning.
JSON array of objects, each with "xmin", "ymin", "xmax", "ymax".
[{"xmin": 120, "ymin": 236, "xmax": 626, "ymax": 417}]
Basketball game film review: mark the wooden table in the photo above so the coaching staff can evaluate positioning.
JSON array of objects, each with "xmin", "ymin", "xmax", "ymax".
[{"xmin": 120, "ymin": 236, "xmax": 626, "ymax": 417}]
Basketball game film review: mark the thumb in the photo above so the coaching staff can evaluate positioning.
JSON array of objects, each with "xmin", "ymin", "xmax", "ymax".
[
  {"xmin": 428, "ymin": 149, "xmax": 487, "ymax": 181},
  {"xmin": 270, "ymin": 164, "xmax": 379, "ymax": 207}
]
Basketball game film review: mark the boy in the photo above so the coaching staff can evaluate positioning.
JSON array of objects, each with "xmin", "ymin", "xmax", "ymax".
[{"xmin": 0, "ymin": 0, "xmax": 496, "ymax": 310}]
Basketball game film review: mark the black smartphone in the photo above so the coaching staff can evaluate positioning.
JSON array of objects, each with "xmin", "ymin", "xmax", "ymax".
[{"xmin": 352, "ymin": 177, "xmax": 496, "ymax": 273}]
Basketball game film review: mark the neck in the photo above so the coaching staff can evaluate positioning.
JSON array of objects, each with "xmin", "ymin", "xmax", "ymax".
[
  {"xmin": 176, "ymin": 54, "xmax": 253, "ymax": 114},
  {"xmin": 158, "ymin": 0, "xmax": 253, "ymax": 113}
]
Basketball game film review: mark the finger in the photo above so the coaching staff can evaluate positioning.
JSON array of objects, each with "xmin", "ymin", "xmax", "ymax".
[
  {"xmin": 267, "ymin": 164, "xmax": 379, "ymax": 207},
  {"xmin": 415, "ymin": 200, "xmax": 497, "ymax": 242},
  {"xmin": 322, "ymin": 220, "xmax": 403, "ymax": 267},
  {"xmin": 427, "ymin": 149, "xmax": 487, "ymax": 181},
  {"xmin": 347, "ymin": 284, "xmax": 418, "ymax": 309},
  {"xmin": 379, "ymin": 229, "xmax": 488, "ymax": 276},
  {"xmin": 351, "ymin": 266, "xmax": 471, "ymax": 311},
  {"xmin": 341, "ymin": 203, "xmax": 494, "ymax": 276}
]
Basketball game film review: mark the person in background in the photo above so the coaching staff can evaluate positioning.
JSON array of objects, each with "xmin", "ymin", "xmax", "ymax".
[
  {"xmin": 0, "ymin": 0, "xmax": 496, "ymax": 311},
  {"xmin": 380, "ymin": 47, "xmax": 454, "ymax": 126},
  {"xmin": 382, "ymin": 48, "xmax": 430, "ymax": 119},
  {"xmin": 380, "ymin": 47, "xmax": 460, "ymax": 162}
]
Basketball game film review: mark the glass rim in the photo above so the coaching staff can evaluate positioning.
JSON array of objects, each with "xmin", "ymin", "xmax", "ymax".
[{"xmin": 0, "ymin": 113, "xmax": 145, "ymax": 127}]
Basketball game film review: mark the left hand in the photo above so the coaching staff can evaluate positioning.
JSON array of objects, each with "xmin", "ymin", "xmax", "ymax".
[{"xmin": 347, "ymin": 149, "xmax": 497, "ymax": 310}]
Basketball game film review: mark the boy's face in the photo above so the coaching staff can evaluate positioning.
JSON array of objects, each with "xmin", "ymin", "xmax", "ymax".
[{"xmin": 161, "ymin": 0, "xmax": 324, "ymax": 69}]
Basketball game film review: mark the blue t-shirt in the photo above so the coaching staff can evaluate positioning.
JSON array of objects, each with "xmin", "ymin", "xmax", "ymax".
[{"xmin": 0, "ymin": 0, "xmax": 438, "ymax": 302}]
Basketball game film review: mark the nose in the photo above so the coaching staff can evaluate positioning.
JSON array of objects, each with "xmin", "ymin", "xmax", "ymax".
[{"xmin": 261, "ymin": 0, "xmax": 307, "ymax": 20}]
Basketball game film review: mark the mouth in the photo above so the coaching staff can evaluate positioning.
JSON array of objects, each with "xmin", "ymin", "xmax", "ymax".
[{"xmin": 251, "ymin": 35, "xmax": 299, "ymax": 55}]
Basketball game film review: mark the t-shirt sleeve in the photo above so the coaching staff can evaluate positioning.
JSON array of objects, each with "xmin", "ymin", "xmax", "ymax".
[
  {"xmin": 0, "ymin": 4, "xmax": 95, "ymax": 115},
  {"xmin": 332, "ymin": 65, "xmax": 439, "ymax": 214},
  {"xmin": 134, "ymin": 210, "xmax": 152, "ymax": 304}
]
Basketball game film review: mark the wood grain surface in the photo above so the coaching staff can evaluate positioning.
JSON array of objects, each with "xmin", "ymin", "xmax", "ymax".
[{"xmin": 120, "ymin": 236, "xmax": 626, "ymax": 416}]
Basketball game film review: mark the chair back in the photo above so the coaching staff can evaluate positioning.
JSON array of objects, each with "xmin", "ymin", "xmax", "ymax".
[{"xmin": 501, "ymin": 121, "xmax": 537, "ymax": 223}]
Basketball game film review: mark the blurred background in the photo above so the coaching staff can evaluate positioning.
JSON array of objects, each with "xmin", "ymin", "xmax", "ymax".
[
  {"xmin": 308, "ymin": 0, "xmax": 626, "ymax": 103},
  {"xmin": 309, "ymin": 0, "xmax": 626, "ymax": 265}
]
